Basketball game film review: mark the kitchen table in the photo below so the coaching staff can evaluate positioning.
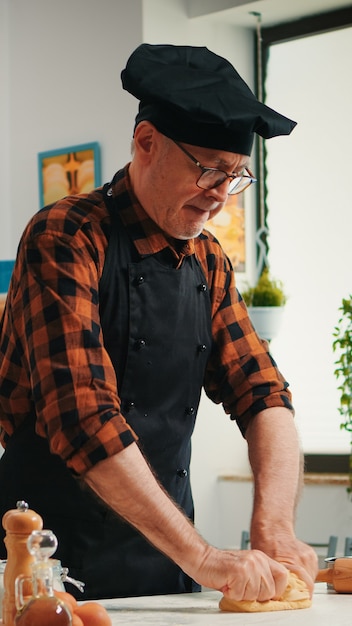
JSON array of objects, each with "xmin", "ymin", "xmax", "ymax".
[{"xmin": 100, "ymin": 583, "xmax": 350, "ymax": 625}]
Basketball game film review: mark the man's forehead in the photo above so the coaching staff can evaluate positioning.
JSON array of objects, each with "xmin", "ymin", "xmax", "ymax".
[{"xmin": 188, "ymin": 143, "xmax": 250, "ymax": 169}]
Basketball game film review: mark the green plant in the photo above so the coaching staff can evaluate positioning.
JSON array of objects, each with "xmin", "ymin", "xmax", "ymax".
[
  {"xmin": 332, "ymin": 295, "xmax": 352, "ymax": 494},
  {"xmin": 241, "ymin": 267, "xmax": 287, "ymax": 307}
]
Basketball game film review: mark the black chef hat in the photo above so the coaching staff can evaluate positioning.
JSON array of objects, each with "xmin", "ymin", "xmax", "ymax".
[{"xmin": 121, "ymin": 43, "xmax": 296, "ymax": 156}]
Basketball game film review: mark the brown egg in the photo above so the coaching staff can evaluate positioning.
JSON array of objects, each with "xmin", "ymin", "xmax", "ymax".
[
  {"xmin": 54, "ymin": 590, "xmax": 78, "ymax": 614},
  {"xmin": 74, "ymin": 601, "xmax": 112, "ymax": 626}
]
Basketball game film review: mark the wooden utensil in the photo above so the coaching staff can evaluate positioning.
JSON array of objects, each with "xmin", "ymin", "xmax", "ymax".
[{"xmin": 316, "ymin": 557, "xmax": 352, "ymax": 592}]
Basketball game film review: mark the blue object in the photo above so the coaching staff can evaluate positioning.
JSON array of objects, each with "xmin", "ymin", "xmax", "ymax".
[{"xmin": 0, "ymin": 260, "xmax": 15, "ymax": 293}]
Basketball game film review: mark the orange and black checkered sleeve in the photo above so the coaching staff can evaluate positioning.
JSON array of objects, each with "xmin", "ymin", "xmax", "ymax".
[
  {"xmin": 0, "ymin": 194, "xmax": 137, "ymax": 475},
  {"xmin": 195, "ymin": 231, "xmax": 293, "ymax": 436}
]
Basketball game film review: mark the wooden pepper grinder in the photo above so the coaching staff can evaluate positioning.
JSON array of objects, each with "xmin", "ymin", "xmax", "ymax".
[{"xmin": 2, "ymin": 501, "xmax": 43, "ymax": 626}]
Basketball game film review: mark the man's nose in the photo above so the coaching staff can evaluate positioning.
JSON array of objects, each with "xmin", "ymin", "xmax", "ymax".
[{"xmin": 204, "ymin": 179, "xmax": 231, "ymax": 202}]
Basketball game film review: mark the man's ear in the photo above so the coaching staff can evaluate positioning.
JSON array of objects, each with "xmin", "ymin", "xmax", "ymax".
[{"xmin": 133, "ymin": 122, "xmax": 157, "ymax": 161}]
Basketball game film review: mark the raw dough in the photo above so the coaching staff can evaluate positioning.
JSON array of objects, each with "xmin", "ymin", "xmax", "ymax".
[{"xmin": 219, "ymin": 572, "xmax": 312, "ymax": 612}]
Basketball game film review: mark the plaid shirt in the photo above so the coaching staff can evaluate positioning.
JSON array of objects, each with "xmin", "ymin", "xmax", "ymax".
[{"xmin": 0, "ymin": 165, "xmax": 293, "ymax": 474}]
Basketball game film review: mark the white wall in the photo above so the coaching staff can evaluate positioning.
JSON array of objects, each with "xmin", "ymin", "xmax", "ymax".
[
  {"xmin": 0, "ymin": 0, "xmax": 11, "ymax": 258},
  {"xmin": 1, "ymin": 0, "xmax": 143, "ymax": 252}
]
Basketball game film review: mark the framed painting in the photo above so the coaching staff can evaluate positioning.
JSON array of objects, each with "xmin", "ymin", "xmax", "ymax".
[
  {"xmin": 38, "ymin": 142, "xmax": 101, "ymax": 207},
  {"xmin": 207, "ymin": 192, "xmax": 246, "ymax": 273}
]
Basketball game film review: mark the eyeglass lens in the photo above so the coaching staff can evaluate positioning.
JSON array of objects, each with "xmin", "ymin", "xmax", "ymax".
[{"xmin": 198, "ymin": 170, "xmax": 253, "ymax": 195}]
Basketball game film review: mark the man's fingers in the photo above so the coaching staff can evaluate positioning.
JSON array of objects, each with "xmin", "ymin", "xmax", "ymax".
[{"xmin": 221, "ymin": 551, "xmax": 289, "ymax": 602}]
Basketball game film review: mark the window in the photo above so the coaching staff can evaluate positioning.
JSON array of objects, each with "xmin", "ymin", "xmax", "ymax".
[{"xmin": 262, "ymin": 11, "xmax": 352, "ymax": 453}]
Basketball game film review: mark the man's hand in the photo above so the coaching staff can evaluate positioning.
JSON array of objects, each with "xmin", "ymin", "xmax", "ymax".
[
  {"xmin": 250, "ymin": 531, "xmax": 318, "ymax": 596},
  {"xmin": 193, "ymin": 546, "xmax": 289, "ymax": 602}
]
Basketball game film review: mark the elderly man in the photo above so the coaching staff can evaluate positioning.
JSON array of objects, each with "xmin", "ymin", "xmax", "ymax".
[{"xmin": 0, "ymin": 44, "xmax": 318, "ymax": 601}]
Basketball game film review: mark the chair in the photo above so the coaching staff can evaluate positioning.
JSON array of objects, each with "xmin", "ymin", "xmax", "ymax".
[
  {"xmin": 240, "ymin": 530, "xmax": 250, "ymax": 550},
  {"xmin": 240, "ymin": 530, "xmax": 338, "ymax": 559},
  {"xmin": 344, "ymin": 537, "xmax": 352, "ymax": 556},
  {"xmin": 309, "ymin": 535, "xmax": 337, "ymax": 559}
]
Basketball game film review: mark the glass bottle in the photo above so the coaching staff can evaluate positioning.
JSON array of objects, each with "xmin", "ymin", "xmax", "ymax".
[
  {"xmin": 0, "ymin": 559, "xmax": 6, "ymax": 616},
  {"xmin": 14, "ymin": 530, "xmax": 72, "ymax": 626}
]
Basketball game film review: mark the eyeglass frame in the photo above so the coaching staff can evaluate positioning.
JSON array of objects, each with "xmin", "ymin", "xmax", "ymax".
[{"xmin": 171, "ymin": 139, "xmax": 256, "ymax": 195}]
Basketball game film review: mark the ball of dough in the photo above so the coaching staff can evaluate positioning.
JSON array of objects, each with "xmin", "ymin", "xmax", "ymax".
[{"xmin": 219, "ymin": 573, "xmax": 312, "ymax": 612}]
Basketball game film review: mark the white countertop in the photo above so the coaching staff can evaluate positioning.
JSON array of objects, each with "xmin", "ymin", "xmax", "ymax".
[{"xmin": 100, "ymin": 584, "xmax": 350, "ymax": 625}]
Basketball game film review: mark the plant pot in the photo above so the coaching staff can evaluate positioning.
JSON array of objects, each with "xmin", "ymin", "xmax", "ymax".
[{"xmin": 247, "ymin": 306, "xmax": 285, "ymax": 342}]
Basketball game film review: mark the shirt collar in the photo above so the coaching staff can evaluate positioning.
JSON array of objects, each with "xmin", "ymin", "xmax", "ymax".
[{"xmin": 109, "ymin": 165, "xmax": 195, "ymax": 260}]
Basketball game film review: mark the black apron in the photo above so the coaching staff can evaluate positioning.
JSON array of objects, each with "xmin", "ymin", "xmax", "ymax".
[{"xmin": 0, "ymin": 177, "xmax": 212, "ymax": 599}]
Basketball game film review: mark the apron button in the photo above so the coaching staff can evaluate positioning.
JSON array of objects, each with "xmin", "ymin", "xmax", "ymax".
[
  {"xmin": 135, "ymin": 275, "xmax": 145, "ymax": 285},
  {"xmin": 135, "ymin": 338, "xmax": 146, "ymax": 350},
  {"xmin": 186, "ymin": 406, "xmax": 195, "ymax": 415},
  {"xmin": 126, "ymin": 401, "xmax": 135, "ymax": 411},
  {"xmin": 198, "ymin": 283, "xmax": 207, "ymax": 292},
  {"xmin": 176, "ymin": 469, "xmax": 188, "ymax": 478},
  {"xmin": 198, "ymin": 344, "xmax": 207, "ymax": 352}
]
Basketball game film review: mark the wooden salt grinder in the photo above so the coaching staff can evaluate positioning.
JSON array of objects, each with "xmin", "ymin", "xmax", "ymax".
[{"xmin": 2, "ymin": 501, "xmax": 43, "ymax": 626}]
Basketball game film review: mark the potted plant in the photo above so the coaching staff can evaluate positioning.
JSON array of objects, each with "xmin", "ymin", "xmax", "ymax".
[
  {"xmin": 241, "ymin": 266, "xmax": 287, "ymax": 341},
  {"xmin": 332, "ymin": 295, "xmax": 352, "ymax": 494}
]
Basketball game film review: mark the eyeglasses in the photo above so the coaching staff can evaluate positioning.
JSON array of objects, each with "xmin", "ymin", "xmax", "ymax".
[{"xmin": 172, "ymin": 140, "xmax": 256, "ymax": 195}]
